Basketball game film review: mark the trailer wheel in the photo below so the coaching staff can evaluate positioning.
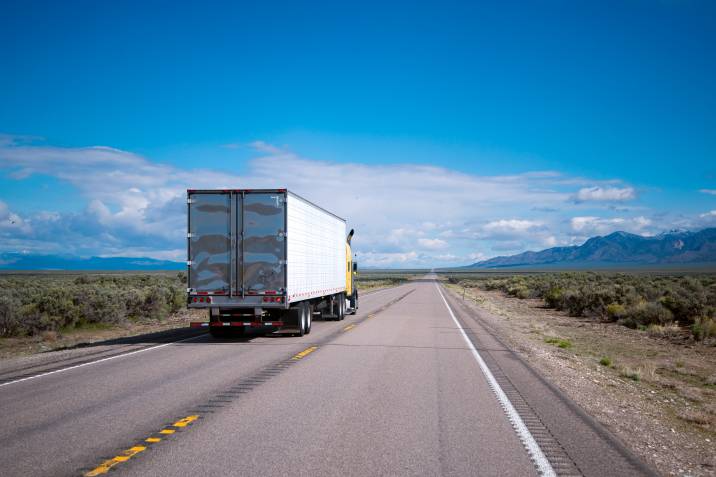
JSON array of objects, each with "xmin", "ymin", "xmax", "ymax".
[
  {"xmin": 305, "ymin": 303, "xmax": 312, "ymax": 334},
  {"xmin": 295, "ymin": 303, "xmax": 307, "ymax": 337}
]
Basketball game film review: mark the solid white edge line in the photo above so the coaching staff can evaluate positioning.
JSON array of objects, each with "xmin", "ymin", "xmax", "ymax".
[
  {"xmin": 0, "ymin": 334, "xmax": 204, "ymax": 389},
  {"xmin": 435, "ymin": 283, "xmax": 556, "ymax": 477}
]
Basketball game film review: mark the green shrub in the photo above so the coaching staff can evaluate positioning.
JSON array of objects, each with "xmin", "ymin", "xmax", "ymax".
[
  {"xmin": 544, "ymin": 287, "xmax": 563, "ymax": 308},
  {"xmin": 0, "ymin": 272, "xmax": 187, "ymax": 337},
  {"xmin": 628, "ymin": 302, "xmax": 673, "ymax": 326},
  {"xmin": 606, "ymin": 303, "xmax": 626, "ymax": 321},
  {"xmin": 599, "ymin": 356, "xmax": 612, "ymax": 367},
  {"xmin": 450, "ymin": 271, "xmax": 716, "ymax": 341},
  {"xmin": 621, "ymin": 367, "xmax": 641, "ymax": 381},
  {"xmin": 545, "ymin": 337, "xmax": 572, "ymax": 349},
  {"xmin": 507, "ymin": 284, "xmax": 530, "ymax": 299},
  {"xmin": 692, "ymin": 317, "xmax": 716, "ymax": 341},
  {"xmin": 561, "ymin": 289, "xmax": 588, "ymax": 317}
]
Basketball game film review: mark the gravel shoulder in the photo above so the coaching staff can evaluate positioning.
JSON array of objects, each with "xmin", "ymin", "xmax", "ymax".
[{"xmin": 446, "ymin": 284, "xmax": 716, "ymax": 477}]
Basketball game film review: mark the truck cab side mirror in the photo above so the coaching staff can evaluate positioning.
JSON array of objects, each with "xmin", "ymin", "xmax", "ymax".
[{"xmin": 352, "ymin": 262, "xmax": 358, "ymax": 272}]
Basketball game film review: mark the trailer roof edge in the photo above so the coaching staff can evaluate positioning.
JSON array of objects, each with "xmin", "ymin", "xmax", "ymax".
[{"xmin": 186, "ymin": 189, "xmax": 346, "ymax": 223}]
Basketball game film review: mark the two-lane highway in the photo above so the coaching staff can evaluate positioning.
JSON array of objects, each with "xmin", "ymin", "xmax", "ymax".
[{"xmin": 0, "ymin": 279, "xmax": 654, "ymax": 476}]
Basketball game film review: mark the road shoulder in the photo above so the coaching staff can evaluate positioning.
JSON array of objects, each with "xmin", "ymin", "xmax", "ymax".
[{"xmin": 445, "ymin": 283, "xmax": 715, "ymax": 477}]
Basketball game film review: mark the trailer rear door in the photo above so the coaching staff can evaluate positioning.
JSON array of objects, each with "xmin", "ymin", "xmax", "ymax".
[
  {"xmin": 242, "ymin": 192, "xmax": 286, "ymax": 293},
  {"xmin": 188, "ymin": 193, "xmax": 231, "ymax": 293}
]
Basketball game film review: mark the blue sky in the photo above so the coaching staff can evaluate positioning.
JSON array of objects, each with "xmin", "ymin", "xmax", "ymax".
[{"xmin": 1, "ymin": 0, "xmax": 715, "ymax": 267}]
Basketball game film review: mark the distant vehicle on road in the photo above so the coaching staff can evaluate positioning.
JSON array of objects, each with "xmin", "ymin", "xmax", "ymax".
[{"xmin": 187, "ymin": 189, "xmax": 358, "ymax": 337}]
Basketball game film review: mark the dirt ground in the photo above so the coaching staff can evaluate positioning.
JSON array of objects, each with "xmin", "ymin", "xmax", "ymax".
[{"xmin": 446, "ymin": 284, "xmax": 716, "ymax": 477}]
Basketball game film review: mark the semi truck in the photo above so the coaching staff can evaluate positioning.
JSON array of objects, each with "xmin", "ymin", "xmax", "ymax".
[{"xmin": 187, "ymin": 189, "xmax": 358, "ymax": 337}]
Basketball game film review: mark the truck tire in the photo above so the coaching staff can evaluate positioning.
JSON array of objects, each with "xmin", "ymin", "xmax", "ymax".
[
  {"xmin": 296, "ymin": 303, "xmax": 307, "ymax": 337},
  {"xmin": 305, "ymin": 303, "xmax": 312, "ymax": 334},
  {"xmin": 336, "ymin": 294, "xmax": 346, "ymax": 321},
  {"xmin": 349, "ymin": 291, "xmax": 358, "ymax": 315}
]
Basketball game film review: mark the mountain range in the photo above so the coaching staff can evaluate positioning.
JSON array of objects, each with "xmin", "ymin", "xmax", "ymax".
[
  {"xmin": 2, "ymin": 228, "xmax": 716, "ymax": 271},
  {"xmin": 0, "ymin": 253, "xmax": 184, "ymax": 271},
  {"xmin": 467, "ymin": 228, "xmax": 716, "ymax": 269}
]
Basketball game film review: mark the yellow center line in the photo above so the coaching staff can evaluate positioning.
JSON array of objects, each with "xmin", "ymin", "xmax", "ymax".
[
  {"xmin": 84, "ymin": 414, "xmax": 200, "ymax": 476},
  {"xmin": 343, "ymin": 324, "xmax": 356, "ymax": 331},
  {"xmin": 173, "ymin": 415, "xmax": 199, "ymax": 427},
  {"xmin": 85, "ymin": 446, "xmax": 146, "ymax": 476},
  {"xmin": 291, "ymin": 346, "xmax": 318, "ymax": 360}
]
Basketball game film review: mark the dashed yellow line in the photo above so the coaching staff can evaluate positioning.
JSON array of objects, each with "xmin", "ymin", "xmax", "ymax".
[
  {"xmin": 173, "ymin": 415, "xmax": 199, "ymax": 427},
  {"xmin": 292, "ymin": 346, "xmax": 318, "ymax": 360},
  {"xmin": 84, "ymin": 415, "xmax": 199, "ymax": 476},
  {"xmin": 85, "ymin": 446, "xmax": 146, "ymax": 476},
  {"xmin": 343, "ymin": 324, "xmax": 356, "ymax": 331}
]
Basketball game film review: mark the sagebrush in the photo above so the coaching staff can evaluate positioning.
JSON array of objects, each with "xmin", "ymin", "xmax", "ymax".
[
  {"xmin": 447, "ymin": 272, "xmax": 716, "ymax": 342},
  {"xmin": 0, "ymin": 273, "xmax": 186, "ymax": 337}
]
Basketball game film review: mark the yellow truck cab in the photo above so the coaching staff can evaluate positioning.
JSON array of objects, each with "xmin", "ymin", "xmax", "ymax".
[{"xmin": 346, "ymin": 229, "xmax": 358, "ymax": 314}]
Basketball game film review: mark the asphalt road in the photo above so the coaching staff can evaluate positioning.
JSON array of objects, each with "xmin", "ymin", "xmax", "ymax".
[{"xmin": 0, "ymin": 279, "xmax": 655, "ymax": 476}]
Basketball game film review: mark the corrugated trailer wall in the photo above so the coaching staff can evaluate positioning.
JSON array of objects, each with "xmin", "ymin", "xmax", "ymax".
[{"xmin": 286, "ymin": 192, "xmax": 346, "ymax": 303}]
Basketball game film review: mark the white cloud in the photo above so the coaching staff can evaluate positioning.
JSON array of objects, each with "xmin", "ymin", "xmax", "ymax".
[
  {"xmin": 483, "ymin": 219, "xmax": 543, "ymax": 235},
  {"xmin": 542, "ymin": 235, "xmax": 558, "ymax": 247},
  {"xmin": 570, "ymin": 216, "xmax": 652, "ymax": 236},
  {"xmin": 0, "ymin": 136, "xmax": 678, "ymax": 266},
  {"xmin": 467, "ymin": 252, "xmax": 486, "ymax": 262},
  {"xmin": 417, "ymin": 238, "xmax": 448, "ymax": 250},
  {"xmin": 700, "ymin": 210, "xmax": 716, "ymax": 218},
  {"xmin": 700, "ymin": 189, "xmax": 716, "ymax": 196},
  {"xmin": 0, "ymin": 201, "xmax": 31, "ymax": 235},
  {"xmin": 357, "ymin": 251, "xmax": 420, "ymax": 267},
  {"xmin": 491, "ymin": 241, "xmax": 525, "ymax": 252},
  {"xmin": 574, "ymin": 186, "xmax": 636, "ymax": 202},
  {"xmin": 476, "ymin": 219, "xmax": 553, "ymax": 249}
]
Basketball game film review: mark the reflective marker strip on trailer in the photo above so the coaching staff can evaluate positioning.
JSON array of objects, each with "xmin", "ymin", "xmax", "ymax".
[{"xmin": 190, "ymin": 322, "xmax": 284, "ymax": 328}]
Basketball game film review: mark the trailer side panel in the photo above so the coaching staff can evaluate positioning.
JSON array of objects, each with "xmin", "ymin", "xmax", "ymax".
[{"xmin": 286, "ymin": 193, "xmax": 346, "ymax": 303}]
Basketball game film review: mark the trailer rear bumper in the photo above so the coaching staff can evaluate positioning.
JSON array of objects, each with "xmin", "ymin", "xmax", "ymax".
[{"xmin": 190, "ymin": 321, "xmax": 284, "ymax": 329}]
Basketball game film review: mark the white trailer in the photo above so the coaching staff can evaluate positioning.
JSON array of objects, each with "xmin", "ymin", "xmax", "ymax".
[{"xmin": 187, "ymin": 189, "xmax": 357, "ymax": 337}]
